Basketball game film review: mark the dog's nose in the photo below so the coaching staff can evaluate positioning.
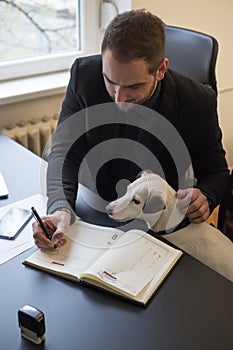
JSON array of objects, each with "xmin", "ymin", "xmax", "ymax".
[{"xmin": 106, "ymin": 204, "xmax": 113, "ymax": 215}]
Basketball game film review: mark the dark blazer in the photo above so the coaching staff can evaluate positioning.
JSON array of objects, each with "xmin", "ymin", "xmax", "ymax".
[{"xmin": 47, "ymin": 55, "xmax": 229, "ymax": 217}]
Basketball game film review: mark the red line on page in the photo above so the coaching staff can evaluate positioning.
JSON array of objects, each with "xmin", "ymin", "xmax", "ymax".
[
  {"xmin": 103, "ymin": 270, "xmax": 117, "ymax": 280},
  {"xmin": 52, "ymin": 261, "xmax": 64, "ymax": 266}
]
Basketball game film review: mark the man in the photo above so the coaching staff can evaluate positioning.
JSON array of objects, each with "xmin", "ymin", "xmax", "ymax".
[{"xmin": 33, "ymin": 9, "xmax": 229, "ymax": 249}]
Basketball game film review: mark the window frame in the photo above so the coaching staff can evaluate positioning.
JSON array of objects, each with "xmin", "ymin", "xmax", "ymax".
[
  {"xmin": 0, "ymin": 0, "xmax": 132, "ymax": 82},
  {"xmin": 0, "ymin": 0, "xmax": 103, "ymax": 81}
]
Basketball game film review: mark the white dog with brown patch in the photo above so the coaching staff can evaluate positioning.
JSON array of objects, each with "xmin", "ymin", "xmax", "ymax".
[{"xmin": 106, "ymin": 171, "xmax": 233, "ymax": 282}]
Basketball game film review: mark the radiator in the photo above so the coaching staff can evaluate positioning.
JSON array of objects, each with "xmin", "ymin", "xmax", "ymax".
[{"xmin": 1, "ymin": 115, "xmax": 58, "ymax": 157}]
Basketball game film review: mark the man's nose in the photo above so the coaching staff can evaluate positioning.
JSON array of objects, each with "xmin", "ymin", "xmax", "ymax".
[{"xmin": 114, "ymin": 86, "xmax": 127, "ymax": 103}]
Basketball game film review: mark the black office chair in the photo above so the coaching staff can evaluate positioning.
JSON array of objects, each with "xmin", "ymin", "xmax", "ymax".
[
  {"xmin": 165, "ymin": 25, "xmax": 218, "ymax": 94},
  {"xmin": 217, "ymin": 171, "xmax": 233, "ymax": 241},
  {"xmin": 165, "ymin": 25, "xmax": 232, "ymax": 236}
]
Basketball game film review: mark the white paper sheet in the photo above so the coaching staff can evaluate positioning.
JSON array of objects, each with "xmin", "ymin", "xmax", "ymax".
[{"xmin": 0, "ymin": 194, "xmax": 46, "ymax": 265}]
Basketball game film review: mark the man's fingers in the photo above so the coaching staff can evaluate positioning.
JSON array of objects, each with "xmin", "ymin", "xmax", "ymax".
[
  {"xmin": 32, "ymin": 211, "xmax": 71, "ymax": 249},
  {"xmin": 176, "ymin": 189, "xmax": 193, "ymax": 209}
]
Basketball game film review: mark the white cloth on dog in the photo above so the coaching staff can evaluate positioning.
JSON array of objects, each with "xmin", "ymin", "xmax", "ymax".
[{"xmin": 164, "ymin": 222, "xmax": 233, "ymax": 283}]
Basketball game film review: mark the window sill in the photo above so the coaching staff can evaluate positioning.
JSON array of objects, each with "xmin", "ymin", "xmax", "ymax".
[{"xmin": 0, "ymin": 71, "xmax": 70, "ymax": 106}]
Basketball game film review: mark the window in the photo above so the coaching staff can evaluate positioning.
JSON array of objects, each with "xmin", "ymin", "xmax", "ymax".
[
  {"xmin": 0, "ymin": 0, "xmax": 132, "ymax": 82},
  {"xmin": 0, "ymin": 0, "xmax": 79, "ymax": 61},
  {"xmin": 0, "ymin": 0, "xmax": 99, "ymax": 81}
]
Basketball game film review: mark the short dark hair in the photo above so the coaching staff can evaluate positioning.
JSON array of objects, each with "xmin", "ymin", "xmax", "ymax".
[{"xmin": 101, "ymin": 9, "xmax": 165, "ymax": 74}]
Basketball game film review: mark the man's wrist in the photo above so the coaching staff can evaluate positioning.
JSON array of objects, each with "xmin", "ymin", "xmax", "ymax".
[
  {"xmin": 47, "ymin": 201, "xmax": 76, "ymax": 224},
  {"xmin": 201, "ymin": 191, "xmax": 215, "ymax": 213},
  {"xmin": 56, "ymin": 207, "xmax": 72, "ymax": 216}
]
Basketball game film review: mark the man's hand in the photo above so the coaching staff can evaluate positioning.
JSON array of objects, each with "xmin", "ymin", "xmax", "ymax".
[
  {"xmin": 176, "ymin": 188, "xmax": 210, "ymax": 223},
  {"xmin": 32, "ymin": 210, "xmax": 71, "ymax": 249}
]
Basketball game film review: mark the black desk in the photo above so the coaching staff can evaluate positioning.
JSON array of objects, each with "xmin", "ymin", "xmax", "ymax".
[{"xmin": 1, "ymin": 133, "xmax": 233, "ymax": 350}]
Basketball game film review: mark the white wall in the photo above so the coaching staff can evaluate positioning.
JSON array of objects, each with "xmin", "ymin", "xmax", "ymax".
[{"xmin": 133, "ymin": 0, "xmax": 233, "ymax": 167}]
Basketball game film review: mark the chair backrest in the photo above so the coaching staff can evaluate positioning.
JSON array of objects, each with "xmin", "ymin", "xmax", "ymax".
[
  {"xmin": 165, "ymin": 25, "xmax": 233, "ymax": 234},
  {"xmin": 165, "ymin": 25, "xmax": 218, "ymax": 94},
  {"xmin": 218, "ymin": 170, "xmax": 233, "ymax": 240}
]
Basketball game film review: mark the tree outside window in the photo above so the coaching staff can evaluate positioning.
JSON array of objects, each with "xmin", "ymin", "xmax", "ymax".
[{"xmin": 0, "ymin": 0, "xmax": 79, "ymax": 62}]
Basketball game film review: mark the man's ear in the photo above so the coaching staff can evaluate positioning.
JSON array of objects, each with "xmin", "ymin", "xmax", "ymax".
[
  {"xmin": 143, "ymin": 191, "xmax": 166, "ymax": 214},
  {"xmin": 156, "ymin": 58, "xmax": 169, "ymax": 81}
]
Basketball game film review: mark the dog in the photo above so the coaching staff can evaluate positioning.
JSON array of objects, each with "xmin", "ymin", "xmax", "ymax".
[
  {"xmin": 106, "ymin": 171, "xmax": 233, "ymax": 282},
  {"xmin": 106, "ymin": 170, "xmax": 184, "ymax": 232}
]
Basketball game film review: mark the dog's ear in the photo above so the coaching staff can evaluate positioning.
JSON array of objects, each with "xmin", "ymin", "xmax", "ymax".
[
  {"xmin": 136, "ymin": 170, "xmax": 154, "ymax": 179},
  {"xmin": 143, "ymin": 191, "xmax": 166, "ymax": 214}
]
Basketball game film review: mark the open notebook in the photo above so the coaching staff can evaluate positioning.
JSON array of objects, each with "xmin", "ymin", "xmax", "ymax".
[{"xmin": 24, "ymin": 219, "xmax": 182, "ymax": 306}]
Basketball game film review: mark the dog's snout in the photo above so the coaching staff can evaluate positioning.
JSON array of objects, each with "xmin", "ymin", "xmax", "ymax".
[
  {"xmin": 106, "ymin": 208, "xmax": 113, "ymax": 215},
  {"xmin": 106, "ymin": 204, "xmax": 114, "ymax": 215}
]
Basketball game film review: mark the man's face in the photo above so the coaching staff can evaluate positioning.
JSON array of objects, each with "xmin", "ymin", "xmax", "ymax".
[{"xmin": 102, "ymin": 49, "xmax": 167, "ymax": 110}]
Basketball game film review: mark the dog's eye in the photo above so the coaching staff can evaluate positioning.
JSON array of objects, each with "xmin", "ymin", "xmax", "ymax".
[{"xmin": 132, "ymin": 198, "xmax": 141, "ymax": 205}]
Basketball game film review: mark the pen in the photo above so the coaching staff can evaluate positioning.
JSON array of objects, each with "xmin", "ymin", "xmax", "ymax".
[
  {"xmin": 31, "ymin": 207, "xmax": 57, "ymax": 249},
  {"xmin": 31, "ymin": 207, "xmax": 51, "ymax": 238}
]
